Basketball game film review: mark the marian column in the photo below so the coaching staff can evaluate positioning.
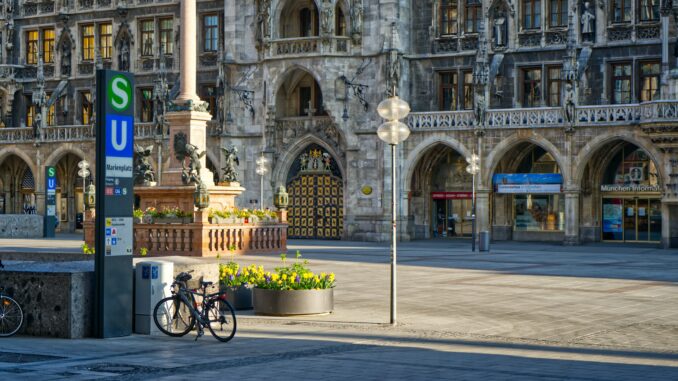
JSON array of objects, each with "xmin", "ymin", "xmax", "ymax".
[{"xmin": 163, "ymin": 0, "xmax": 214, "ymax": 189}]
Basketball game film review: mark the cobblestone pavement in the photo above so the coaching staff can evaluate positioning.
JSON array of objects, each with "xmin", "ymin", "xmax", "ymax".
[{"xmin": 1, "ymin": 239, "xmax": 678, "ymax": 380}]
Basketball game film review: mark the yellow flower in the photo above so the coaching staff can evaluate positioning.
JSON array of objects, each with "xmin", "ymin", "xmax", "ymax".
[
  {"xmin": 320, "ymin": 272, "xmax": 326, "ymax": 278},
  {"xmin": 329, "ymin": 273, "xmax": 335, "ymax": 281},
  {"xmin": 282, "ymin": 274, "xmax": 287, "ymax": 281},
  {"xmin": 271, "ymin": 274, "xmax": 279, "ymax": 282},
  {"xmin": 314, "ymin": 276, "xmax": 320, "ymax": 283},
  {"xmin": 277, "ymin": 280, "xmax": 282, "ymax": 285}
]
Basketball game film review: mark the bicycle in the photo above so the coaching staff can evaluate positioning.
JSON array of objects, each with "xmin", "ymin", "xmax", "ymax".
[
  {"xmin": 153, "ymin": 270, "xmax": 237, "ymax": 342},
  {"xmin": 0, "ymin": 260, "xmax": 24, "ymax": 337}
]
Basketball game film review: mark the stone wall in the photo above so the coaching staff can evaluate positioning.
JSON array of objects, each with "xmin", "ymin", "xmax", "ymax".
[
  {"xmin": 0, "ymin": 261, "xmax": 94, "ymax": 338},
  {"xmin": 0, "ymin": 215, "xmax": 44, "ymax": 238}
]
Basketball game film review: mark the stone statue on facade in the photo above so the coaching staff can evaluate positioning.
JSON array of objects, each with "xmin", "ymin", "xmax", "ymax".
[
  {"xmin": 61, "ymin": 39, "xmax": 71, "ymax": 77},
  {"xmin": 133, "ymin": 144, "xmax": 156, "ymax": 185},
  {"xmin": 320, "ymin": 0, "xmax": 334, "ymax": 36},
  {"xmin": 299, "ymin": 153, "xmax": 309, "ymax": 171},
  {"xmin": 174, "ymin": 132, "xmax": 205, "ymax": 185},
  {"xmin": 564, "ymin": 82, "xmax": 576, "ymax": 126},
  {"xmin": 221, "ymin": 146, "xmax": 240, "ymax": 183},
  {"xmin": 118, "ymin": 39, "xmax": 130, "ymax": 71},
  {"xmin": 493, "ymin": 14, "xmax": 507, "ymax": 47},
  {"xmin": 474, "ymin": 93, "xmax": 487, "ymax": 126},
  {"xmin": 256, "ymin": 0, "xmax": 271, "ymax": 46},
  {"xmin": 6, "ymin": 18, "xmax": 14, "ymax": 51},
  {"xmin": 350, "ymin": 0, "xmax": 363, "ymax": 43},
  {"xmin": 581, "ymin": 2, "xmax": 596, "ymax": 42}
]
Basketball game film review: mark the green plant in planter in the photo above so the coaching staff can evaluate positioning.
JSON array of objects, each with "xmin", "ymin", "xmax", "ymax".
[
  {"xmin": 219, "ymin": 262, "xmax": 265, "ymax": 287},
  {"xmin": 139, "ymin": 247, "xmax": 149, "ymax": 257},
  {"xmin": 255, "ymin": 251, "xmax": 335, "ymax": 291},
  {"xmin": 133, "ymin": 208, "xmax": 144, "ymax": 219}
]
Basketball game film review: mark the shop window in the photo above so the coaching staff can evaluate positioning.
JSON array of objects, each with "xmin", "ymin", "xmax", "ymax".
[
  {"xmin": 160, "ymin": 18, "xmax": 174, "ymax": 55},
  {"xmin": 81, "ymin": 25, "xmax": 95, "ymax": 61},
  {"xmin": 203, "ymin": 14, "xmax": 219, "ymax": 52},
  {"xmin": 549, "ymin": 0, "xmax": 567, "ymax": 27},
  {"xmin": 46, "ymin": 93, "xmax": 55, "ymax": 126},
  {"xmin": 141, "ymin": 20, "xmax": 154, "ymax": 56},
  {"xmin": 547, "ymin": 67, "xmax": 562, "ymax": 107},
  {"xmin": 99, "ymin": 23, "xmax": 112, "ymax": 60},
  {"xmin": 522, "ymin": 0, "xmax": 542, "ymax": 30},
  {"xmin": 462, "ymin": 71, "xmax": 474, "ymax": 110},
  {"xmin": 26, "ymin": 30, "xmax": 39, "ymax": 65},
  {"xmin": 639, "ymin": 61, "xmax": 660, "ymax": 102},
  {"xmin": 140, "ymin": 88, "xmax": 154, "ymax": 123},
  {"xmin": 441, "ymin": 0, "xmax": 459, "ymax": 36},
  {"xmin": 611, "ymin": 62, "xmax": 632, "ymax": 104},
  {"xmin": 604, "ymin": 145, "xmax": 658, "ymax": 186},
  {"xmin": 43, "ymin": 29, "xmax": 55, "ymax": 64},
  {"xmin": 514, "ymin": 194, "xmax": 564, "ymax": 231},
  {"xmin": 639, "ymin": 0, "xmax": 659, "ymax": 22},
  {"xmin": 464, "ymin": 0, "xmax": 481, "ymax": 33},
  {"xmin": 612, "ymin": 0, "xmax": 632, "ymax": 23},
  {"xmin": 439, "ymin": 71, "xmax": 459, "ymax": 111},
  {"xmin": 522, "ymin": 67, "xmax": 542, "ymax": 107}
]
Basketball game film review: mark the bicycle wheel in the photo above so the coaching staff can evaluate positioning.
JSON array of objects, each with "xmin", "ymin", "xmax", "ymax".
[
  {"xmin": 206, "ymin": 299, "xmax": 236, "ymax": 342},
  {"xmin": 153, "ymin": 296, "xmax": 195, "ymax": 337},
  {"xmin": 0, "ymin": 296, "xmax": 23, "ymax": 337}
]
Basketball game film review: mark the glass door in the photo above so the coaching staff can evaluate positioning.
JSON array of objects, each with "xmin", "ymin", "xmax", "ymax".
[
  {"xmin": 623, "ymin": 199, "xmax": 637, "ymax": 241},
  {"xmin": 637, "ymin": 199, "xmax": 649, "ymax": 241},
  {"xmin": 649, "ymin": 200, "xmax": 662, "ymax": 242}
]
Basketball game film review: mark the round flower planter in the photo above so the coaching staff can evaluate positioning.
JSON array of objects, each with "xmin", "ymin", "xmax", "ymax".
[
  {"xmin": 253, "ymin": 288, "xmax": 334, "ymax": 316},
  {"xmin": 220, "ymin": 285, "xmax": 253, "ymax": 310}
]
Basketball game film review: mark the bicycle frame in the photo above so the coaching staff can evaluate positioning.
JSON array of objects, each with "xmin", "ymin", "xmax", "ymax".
[{"xmin": 171, "ymin": 282, "xmax": 221, "ymax": 329}]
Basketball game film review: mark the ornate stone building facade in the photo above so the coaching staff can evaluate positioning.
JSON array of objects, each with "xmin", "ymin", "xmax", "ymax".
[{"xmin": 1, "ymin": 0, "xmax": 678, "ymax": 246}]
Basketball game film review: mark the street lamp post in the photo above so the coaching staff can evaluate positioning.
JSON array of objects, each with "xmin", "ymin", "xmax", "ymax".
[
  {"xmin": 255, "ymin": 155, "xmax": 269, "ymax": 210},
  {"xmin": 377, "ymin": 93, "xmax": 411, "ymax": 326},
  {"xmin": 465, "ymin": 154, "xmax": 479, "ymax": 252},
  {"xmin": 77, "ymin": 160, "xmax": 90, "ymax": 225}
]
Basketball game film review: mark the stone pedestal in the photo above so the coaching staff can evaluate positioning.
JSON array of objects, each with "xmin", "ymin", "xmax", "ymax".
[
  {"xmin": 135, "ymin": 184, "xmax": 246, "ymax": 213},
  {"xmin": 564, "ymin": 191, "xmax": 580, "ymax": 246},
  {"xmin": 164, "ymin": 110, "xmax": 214, "ymax": 187}
]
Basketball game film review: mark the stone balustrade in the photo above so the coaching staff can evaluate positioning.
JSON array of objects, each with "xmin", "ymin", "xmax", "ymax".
[
  {"xmin": 0, "ymin": 123, "xmax": 164, "ymax": 144},
  {"xmin": 85, "ymin": 219, "xmax": 288, "ymax": 257},
  {"xmin": 407, "ymin": 101, "xmax": 678, "ymax": 131},
  {"xmin": 268, "ymin": 36, "xmax": 352, "ymax": 58}
]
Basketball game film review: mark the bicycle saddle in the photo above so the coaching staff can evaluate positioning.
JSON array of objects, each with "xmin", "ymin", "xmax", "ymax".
[
  {"xmin": 201, "ymin": 281, "xmax": 213, "ymax": 288},
  {"xmin": 176, "ymin": 272, "xmax": 193, "ymax": 282}
]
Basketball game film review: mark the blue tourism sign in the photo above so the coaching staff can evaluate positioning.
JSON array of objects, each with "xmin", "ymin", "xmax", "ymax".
[{"xmin": 492, "ymin": 173, "xmax": 563, "ymax": 185}]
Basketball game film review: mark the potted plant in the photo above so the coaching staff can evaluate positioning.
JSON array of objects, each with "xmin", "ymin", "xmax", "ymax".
[
  {"xmin": 219, "ymin": 262, "xmax": 264, "ymax": 310},
  {"xmin": 253, "ymin": 252, "xmax": 335, "ymax": 316}
]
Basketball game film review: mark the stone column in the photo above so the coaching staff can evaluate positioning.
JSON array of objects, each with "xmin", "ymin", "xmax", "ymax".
[
  {"xmin": 564, "ymin": 190, "xmax": 580, "ymax": 245},
  {"xmin": 176, "ymin": 0, "xmax": 200, "ymax": 105},
  {"xmin": 661, "ymin": 201, "xmax": 678, "ymax": 248}
]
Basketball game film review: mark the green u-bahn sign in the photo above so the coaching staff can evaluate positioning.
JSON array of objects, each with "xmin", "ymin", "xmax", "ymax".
[{"xmin": 94, "ymin": 69, "xmax": 135, "ymax": 338}]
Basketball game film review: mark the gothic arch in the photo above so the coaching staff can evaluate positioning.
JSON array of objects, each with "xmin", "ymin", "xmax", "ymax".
[
  {"xmin": 271, "ymin": 64, "xmax": 324, "ymax": 102},
  {"xmin": 484, "ymin": 133, "xmax": 567, "ymax": 186},
  {"xmin": 45, "ymin": 146, "xmax": 89, "ymax": 168},
  {"xmin": 573, "ymin": 133, "xmax": 664, "ymax": 188},
  {"xmin": 404, "ymin": 136, "xmax": 472, "ymax": 192},
  {"xmin": 273, "ymin": 0, "xmax": 323, "ymax": 39},
  {"xmin": 272, "ymin": 133, "xmax": 345, "ymax": 186},
  {"xmin": 0, "ymin": 147, "xmax": 37, "ymax": 179}
]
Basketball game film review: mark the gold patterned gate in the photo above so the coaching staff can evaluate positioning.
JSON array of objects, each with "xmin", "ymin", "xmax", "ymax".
[{"xmin": 287, "ymin": 148, "xmax": 343, "ymax": 240}]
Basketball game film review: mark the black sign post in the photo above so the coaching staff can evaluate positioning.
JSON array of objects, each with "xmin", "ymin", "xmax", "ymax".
[
  {"xmin": 44, "ymin": 166, "xmax": 57, "ymax": 237},
  {"xmin": 94, "ymin": 69, "xmax": 135, "ymax": 338}
]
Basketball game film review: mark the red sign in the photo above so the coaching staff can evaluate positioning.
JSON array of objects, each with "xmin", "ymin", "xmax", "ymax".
[{"xmin": 431, "ymin": 192, "xmax": 472, "ymax": 200}]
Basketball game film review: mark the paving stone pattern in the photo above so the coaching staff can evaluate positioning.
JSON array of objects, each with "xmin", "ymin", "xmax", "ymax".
[{"xmin": 1, "ymin": 239, "xmax": 678, "ymax": 380}]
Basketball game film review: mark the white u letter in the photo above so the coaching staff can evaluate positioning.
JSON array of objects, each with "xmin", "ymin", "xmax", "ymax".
[{"xmin": 111, "ymin": 119, "xmax": 127, "ymax": 151}]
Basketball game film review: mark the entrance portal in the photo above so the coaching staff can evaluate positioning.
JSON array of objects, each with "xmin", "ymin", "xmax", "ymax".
[{"xmin": 286, "ymin": 146, "xmax": 343, "ymax": 240}]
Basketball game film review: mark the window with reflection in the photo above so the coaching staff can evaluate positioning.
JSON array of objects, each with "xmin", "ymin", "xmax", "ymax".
[
  {"xmin": 522, "ymin": 67, "xmax": 542, "ymax": 107},
  {"xmin": 464, "ymin": 0, "xmax": 481, "ymax": 33},
  {"xmin": 611, "ymin": 62, "xmax": 632, "ymax": 104},
  {"xmin": 81, "ymin": 25, "xmax": 94, "ymax": 61},
  {"xmin": 441, "ymin": 0, "xmax": 459, "ymax": 35},
  {"xmin": 639, "ymin": 0, "xmax": 659, "ymax": 22},
  {"xmin": 547, "ymin": 67, "xmax": 562, "ymax": 107},
  {"xmin": 549, "ymin": 0, "xmax": 567, "ymax": 27},
  {"xmin": 612, "ymin": 0, "xmax": 632, "ymax": 23},
  {"xmin": 523, "ymin": 0, "xmax": 542, "ymax": 29},
  {"xmin": 440, "ymin": 71, "xmax": 459, "ymax": 110},
  {"xmin": 140, "ymin": 88, "xmax": 154, "ymax": 123},
  {"xmin": 640, "ymin": 61, "xmax": 660, "ymax": 102},
  {"xmin": 43, "ymin": 29, "xmax": 55, "ymax": 64},
  {"xmin": 99, "ymin": 23, "xmax": 112, "ymax": 59},
  {"xmin": 462, "ymin": 71, "xmax": 474, "ymax": 110},
  {"xmin": 26, "ymin": 30, "xmax": 38, "ymax": 65},
  {"xmin": 203, "ymin": 15, "xmax": 219, "ymax": 52}
]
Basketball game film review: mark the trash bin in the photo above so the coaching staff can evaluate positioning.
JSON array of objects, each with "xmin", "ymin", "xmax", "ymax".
[
  {"xmin": 479, "ymin": 231, "xmax": 490, "ymax": 252},
  {"xmin": 134, "ymin": 261, "xmax": 174, "ymax": 334}
]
